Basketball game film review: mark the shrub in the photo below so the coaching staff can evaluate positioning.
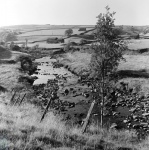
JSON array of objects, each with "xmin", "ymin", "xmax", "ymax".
[
  {"xmin": 65, "ymin": 29, "xmax": 73, "ymax": 37},
  {"xmin": 12, "ymin": 45, "xmax": 20, "ymax": 51}
]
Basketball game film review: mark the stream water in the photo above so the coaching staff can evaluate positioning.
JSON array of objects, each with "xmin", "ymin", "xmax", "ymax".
[{"xmin": 32, "ymin": 56, "xmax": 132, "ymax": 128}]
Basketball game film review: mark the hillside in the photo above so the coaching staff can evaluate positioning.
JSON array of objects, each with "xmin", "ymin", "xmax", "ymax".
[{"xmin": 1, "ymin": 24, "xmax": 149, "ymax": 48}]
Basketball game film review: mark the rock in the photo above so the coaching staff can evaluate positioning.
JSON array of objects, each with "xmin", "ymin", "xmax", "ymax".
[
  {"xmin": 64, "ymin": 89, "xmax": 69, "ymax": 95},
  {"xmin": 0, "ymin": 86, "xmax": 7, "ymax": 93},
  {"xmin": 129, "ymin": 108, "xmax": 136, "ymax": 113},
  {"xmin": 142, "ymin": 113, "xmax": 149, "ymax": 116},
  {"xmin": 110, "ymin": 123, "xmax": 117, "ymax": 129},
  {"xmin": 18, "ymin": 75, "xmax": 38, "ymax": 85},
  {"xmin": 140, "ymin": 122, "xmax": 148, "ymax": 127},
  {"xmin": 123, "ymin": 120, "xmax": 130, "ymax": 123}
]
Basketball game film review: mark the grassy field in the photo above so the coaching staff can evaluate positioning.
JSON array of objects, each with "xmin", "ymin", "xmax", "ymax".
[
  {"xmin": 27, "ymin": 43, "xmax": 63, "ymax": 49},
  {"xmin": 17, "ymin": 35, "xmax": 52, "ymax": 42},
  {"xmin": 128, "ymin": 39, "xmax": 149, "ymax": 50},
  {"xmin": 57, "ymin": 51, "xmax": 91, "ymax": 75},
  {"xmin": 18, "ymin": 28, "xmax": 86, "ymax": 37},
  {"xmin": 1, "ymin": 25, "xmax": 94, "ymax": 32},
  {"xmin": 16, "ymin": 27, "xmax": 94, "ymax": 44},
  {"xmin": 119, "ymin": 55, "xmax": 149, "ymax": 71}
]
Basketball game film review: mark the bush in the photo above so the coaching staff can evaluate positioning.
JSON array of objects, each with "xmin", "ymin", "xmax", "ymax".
[
  {"xmin": 65, "ymin": 29, "xmax": 73, "ymax": 36},
  {"xmin": 64, "ymin": 42, "xmax": 71, "ymax": 52},
  {"xmin": 19, "ymin": 56, "xmax": 33, "ymax": 72},
  {"xmin": 12, "ymin": 45, "xmax": 20, "ymax": 51}
]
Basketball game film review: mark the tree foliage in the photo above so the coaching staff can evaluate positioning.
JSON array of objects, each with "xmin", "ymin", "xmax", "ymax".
[
  {"xmin": 90, "ymin": 6, "xmax": 127, "ymax": 126},
  {"xmin": 90, "ymin": 6, "xmax": 126, "ymax": 79},
  {"xmin": 12, "ymin": 45, "xmax": 20, "ymax": 51},
  {"xmin": 65, "ymin": 28, "xmax": 73, "ymax": 36},
  {"xmin": 5, "ymin": 33, "xmax": 17, "ymax": 42}
]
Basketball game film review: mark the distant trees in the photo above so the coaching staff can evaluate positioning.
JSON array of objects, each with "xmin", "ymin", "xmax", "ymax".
[
  {"xmin": 65, "ymin": 28, "xmax": 73, "ymax": 36},
  {"xmin": 90, "ymin": 6, "xmax": 127, "ymax": 127}
]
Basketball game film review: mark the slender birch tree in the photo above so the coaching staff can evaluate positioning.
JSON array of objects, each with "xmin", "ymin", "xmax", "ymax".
[{"xmin": 90, "ymin": 6, "xmax": 127, "ymax": 127}]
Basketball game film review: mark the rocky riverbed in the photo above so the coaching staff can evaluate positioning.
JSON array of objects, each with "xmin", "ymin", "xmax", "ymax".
[
  {"xmin": 31, "ymin": 56, "xmax": 130, "ymax": 127},
  {"xmin": 31, "ymin": 56, "xmax": 92, "ymax": 124}
]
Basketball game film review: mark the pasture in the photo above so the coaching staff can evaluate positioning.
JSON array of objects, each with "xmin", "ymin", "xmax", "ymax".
[
  {"xmin": 18, "ymin": 28, "xmax": 88, "ymax": 37},
  {"xmin": 27, "ymin": 43, "xmax": 63, "ymax": 49},
  {"xmin": 128, "ymin": 39, "xmax": 149, "ymax": 50},
  {"xmin": 0, "ymin": 25, "xmax": 94, "ymax": 45}
]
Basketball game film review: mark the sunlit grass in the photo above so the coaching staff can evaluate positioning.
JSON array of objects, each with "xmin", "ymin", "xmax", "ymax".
[{"xmin": 57, "ymin": 51, "xmax": 91, "ymax": 75}]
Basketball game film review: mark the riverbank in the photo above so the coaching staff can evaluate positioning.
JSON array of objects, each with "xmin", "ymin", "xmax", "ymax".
[
  {"xmin": 56, "ymin": 51, "xmax": 149, "ymax": 95},
  {"xmin": 56, "ymin": 51, "xmax": 91, "ymax": 76},
  {"xmin": 0, "ymin": 50, "xmax": 32, "ymax": 91}
]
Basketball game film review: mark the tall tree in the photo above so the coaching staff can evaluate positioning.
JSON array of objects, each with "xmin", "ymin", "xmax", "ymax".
[{"xmin": 90, "ymin": 6, "xmax": 127, "ymax": 127}]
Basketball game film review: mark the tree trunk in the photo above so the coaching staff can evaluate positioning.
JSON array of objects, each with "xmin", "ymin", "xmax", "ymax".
[
  {"xmin": 82, "ymin": 100, "xmax": 95, "ymax": 133},
  {"xmin": 101, "ymin": 85, "xmax": 104, "ymax": 127}
]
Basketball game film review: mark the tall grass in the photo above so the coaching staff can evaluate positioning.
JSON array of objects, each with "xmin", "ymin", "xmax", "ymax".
[
  {"xmin": 0, "ymin": 92, "xmax": 146, "ymax": 149},
  {"xmin": 0, "ymin": 63, "xmax": 24, "ymax": 90}
]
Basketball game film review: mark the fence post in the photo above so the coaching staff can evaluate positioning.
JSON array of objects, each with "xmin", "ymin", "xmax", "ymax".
[
  {"xmin": 40, "ymin": 97, "xmax": 52, "ymax": 122},
  {"xmin": 10, "ymin": 90, "xmax": 17, "ymax": 104},
  {"xmin": 19, "ymin": 93, "xmax": 26, "ymax": 106},
  {"xmin": 82, "ymin": 100, "xmax": 95, "ymax": 133},
  {"xmin": 13, "ymin": 94, "xmax": 20, "ymax": 105}
]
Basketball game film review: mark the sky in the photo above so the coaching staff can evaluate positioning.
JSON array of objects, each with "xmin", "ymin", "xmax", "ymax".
[{"xmin": 0, "ymin": 0, "xmax": 149, "ymax": 27}]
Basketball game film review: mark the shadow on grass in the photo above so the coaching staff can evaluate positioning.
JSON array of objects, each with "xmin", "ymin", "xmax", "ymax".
[
  {"xmin": 0, "ymin": 60, "xmax": 16, "ymax": 64},
  {"xmin": 38, "ymin": 137, "xmax": 63, "ymax": 147},
  {"xmin": 117, "ymin": 69, "xmax": 149, "ymax": 79}
]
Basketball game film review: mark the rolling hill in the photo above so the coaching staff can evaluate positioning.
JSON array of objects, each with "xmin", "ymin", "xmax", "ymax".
[{"xmin": 1, "ymin": 24, "xmax": 149, "ymax": 50}]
